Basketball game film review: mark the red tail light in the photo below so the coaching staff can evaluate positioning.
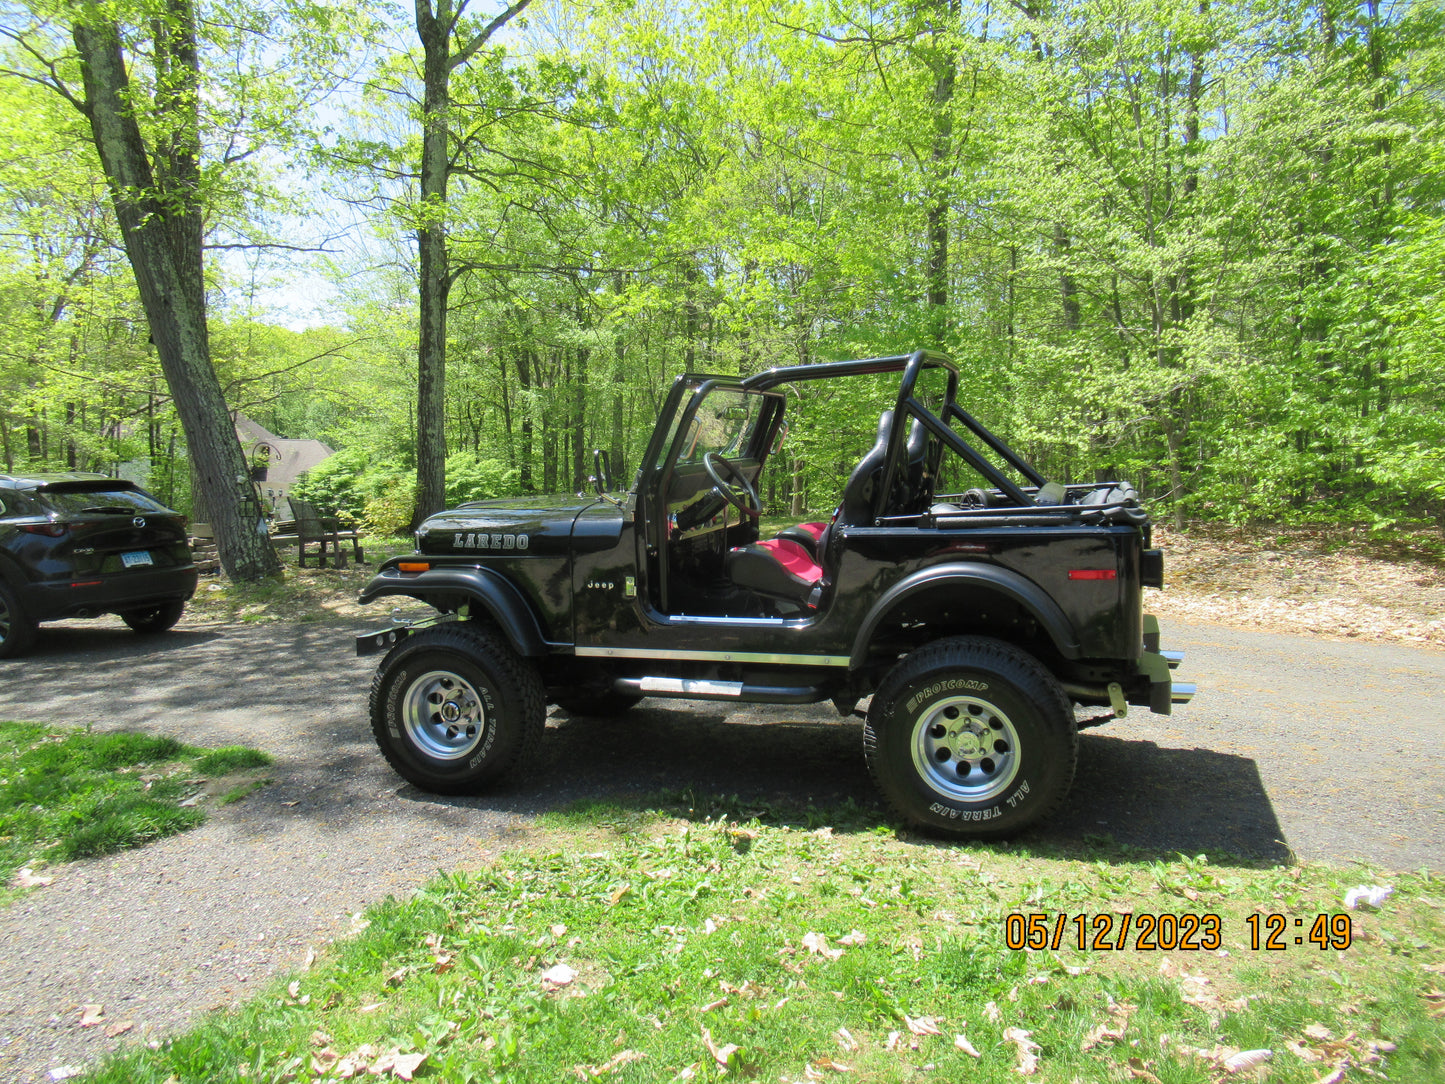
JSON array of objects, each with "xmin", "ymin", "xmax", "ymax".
[{"xmin": 19, "ymin": 522, "xmax": 67, "ymax": 537}]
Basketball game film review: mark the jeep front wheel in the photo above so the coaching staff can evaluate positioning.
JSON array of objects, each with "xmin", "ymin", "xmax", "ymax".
[
  {"xmin": 370, "ymin": 624, "xmax": 544, "ymax": 794},
  {"xmin": 863, "ymin": 636, "xmax": 1076, "ymax": 839}
]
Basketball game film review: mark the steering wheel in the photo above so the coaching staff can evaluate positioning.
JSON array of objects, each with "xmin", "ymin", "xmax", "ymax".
[{"xmin": 703, "ymin": 452, "xmax": 762, "ymax": 518}]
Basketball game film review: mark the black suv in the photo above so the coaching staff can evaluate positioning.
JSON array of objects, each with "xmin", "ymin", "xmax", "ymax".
[
  {"xmin": 356, "ymin": 350, "xmax": 1194, "ymax": 838},
  {"xmin": 0, "ymin": 473, "xmax": 198, "ymax": 658}
]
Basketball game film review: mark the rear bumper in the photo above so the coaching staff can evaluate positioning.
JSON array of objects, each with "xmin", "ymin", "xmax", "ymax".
[
  {"xmin": 1133, "ymin": 614, "xmax": 1195, "ymax": 715},
  {"xmin": 20, "ymin": 565, "xmax": 198, "ymax": 622}
]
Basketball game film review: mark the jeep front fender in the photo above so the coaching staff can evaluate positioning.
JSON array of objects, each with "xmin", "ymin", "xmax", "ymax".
[
  {"xmin": 358, "ymin": 566, "xmax": 550, "ymax": 657},
  {"xmin": 849, "ymin": 563, "xmax": 1082, "ymax": 667}
]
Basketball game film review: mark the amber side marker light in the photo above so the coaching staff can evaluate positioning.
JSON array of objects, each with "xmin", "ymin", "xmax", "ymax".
[
  {"xmin": 397, "ymin": 561, "xmax": 431, "ymax": 573},
  {"xmin": 1068, "ymin": 569, "xmax": 1117, "ymax": 581}
]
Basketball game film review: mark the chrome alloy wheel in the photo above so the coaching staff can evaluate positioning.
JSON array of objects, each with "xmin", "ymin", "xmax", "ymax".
[
  {"xmin": 910, "ymin": 694, "xmax": 1021, "ymax": 803},
  {"xmin": 401, "ymin": 669, "xmax": 489, "ymax": 760}
]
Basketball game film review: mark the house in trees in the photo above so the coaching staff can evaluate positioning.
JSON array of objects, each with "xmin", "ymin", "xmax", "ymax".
[{"xmin": 233, "ymin": 414, "xmax": 334, "ymax": 516}]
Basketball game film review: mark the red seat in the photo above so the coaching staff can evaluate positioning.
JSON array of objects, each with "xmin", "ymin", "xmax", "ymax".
[{"xmin": 725, "ymin": 536, "xmax": 824, "ymax": 609}]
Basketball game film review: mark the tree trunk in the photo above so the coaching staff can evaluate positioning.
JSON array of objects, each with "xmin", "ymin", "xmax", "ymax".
[
  {"xmin": 72, "ymin": 7, "xmax": 279, "ymax": 581},
  {"xmin": 413, "ymin": 3, "xmax": 451, "ymax": 527},
  {"xmin": 516, "ymin": 346, "xmax": 534, "ymax": 492},
  {"xmin": 926, "ymin": 0, "xmax": 959, "ymax": 349},
  {"xmin": 411, "ymin": 0, "xmax": 532, "ymax": 526}
]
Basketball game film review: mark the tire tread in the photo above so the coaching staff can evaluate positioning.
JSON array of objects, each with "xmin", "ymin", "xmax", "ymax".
[
  {"xmin": 863, "ymin": 635, "xmax": 1076, "ymax": 839},
  {"xmin": 369, "ymin": 622, "xmax": 545, "ymax": 793}
]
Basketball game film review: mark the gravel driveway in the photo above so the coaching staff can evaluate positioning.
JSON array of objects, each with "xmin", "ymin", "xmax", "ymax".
[{"xmin": 0, "ymin": 615, "xmax": 1441, "ymax": 1082}]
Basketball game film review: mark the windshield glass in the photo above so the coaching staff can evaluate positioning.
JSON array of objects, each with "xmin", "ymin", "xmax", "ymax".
[{"xmin": 674, "ymin": 387, "xmax": 764, "ymax": 466}]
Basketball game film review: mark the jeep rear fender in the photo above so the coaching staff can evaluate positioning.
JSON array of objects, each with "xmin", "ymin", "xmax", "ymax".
[
  {"xmin": 850, "ymin": 563, "xmax": 1081, "ymax": 667},
  {"xmin": 359, "ymin": 566, "xmax": 549, "ymax": 657}
]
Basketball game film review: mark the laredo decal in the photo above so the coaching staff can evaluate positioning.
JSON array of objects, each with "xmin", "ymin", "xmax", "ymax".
[{"xmin": 454, "ymin": 532, "xmax": 530, "ymax": 551}]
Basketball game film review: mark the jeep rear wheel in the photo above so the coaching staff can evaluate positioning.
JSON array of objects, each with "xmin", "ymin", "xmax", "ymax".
[
  {"xmin": 370, "ymin": 624, "xmax": 544, "ymax": 794},
  {"xmin": 864, "ymin": 636, "xmax": 1076, "ymax": 839}
]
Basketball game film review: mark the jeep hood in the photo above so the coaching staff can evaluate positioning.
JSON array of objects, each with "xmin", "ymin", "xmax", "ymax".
[{"xmin": 416, "ymin": 493, "xmax": 624, "ymax": 557}]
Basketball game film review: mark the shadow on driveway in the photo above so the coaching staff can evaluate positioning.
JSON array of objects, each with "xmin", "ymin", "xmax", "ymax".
[{"xmin": 3, "ymin": 618, "xmax": 1287, "ymax": 868}]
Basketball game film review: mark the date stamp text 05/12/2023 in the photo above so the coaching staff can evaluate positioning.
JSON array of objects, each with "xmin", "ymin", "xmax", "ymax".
[{"xmin": 1004, "ymin": 912, "xmax": 1354, "ymax": 953}]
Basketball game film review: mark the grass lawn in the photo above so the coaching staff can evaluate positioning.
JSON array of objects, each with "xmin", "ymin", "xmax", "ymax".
[
  {"xmin": 76, "ymin": 793, "xmax": 1443, "ymax": 1084},
  {"xmin": 0, "ymin": 720, "xmax": 272, "ymax": 898}
]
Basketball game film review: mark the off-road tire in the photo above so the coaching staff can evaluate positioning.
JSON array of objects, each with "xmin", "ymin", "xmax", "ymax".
[
  {"xmin": 554, "ymin": 691, "xmax": 643, "ymax": 717},
  {"xmin": 864, "ymin": 635, "xmax": 1076, "ymax": 839},
  {"xmin": 120, "ymin": 600, "xmax": 186, "ymax": 634},
  {"xmin": 370, "ymin": 623, "xmax": 545, "ymax": 794},
  {"xmin": 0, "ymin": 579, "xmax": 37, "ymax": 659}
]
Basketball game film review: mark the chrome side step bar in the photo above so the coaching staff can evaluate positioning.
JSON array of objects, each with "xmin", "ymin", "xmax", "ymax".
[{"xmin": 615, "ymin": 676, "xmax": 826, "ymax": 705}]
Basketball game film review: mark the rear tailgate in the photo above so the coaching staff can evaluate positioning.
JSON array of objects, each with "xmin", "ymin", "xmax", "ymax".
[{"xmin": 34, "ymin": 482, "xmax": 193, "ymax": 575}]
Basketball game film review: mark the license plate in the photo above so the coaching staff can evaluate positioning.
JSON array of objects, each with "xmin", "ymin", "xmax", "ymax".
[{"xmin": 121, "ymin": 550, "xmax": 154, "ymax": 569}]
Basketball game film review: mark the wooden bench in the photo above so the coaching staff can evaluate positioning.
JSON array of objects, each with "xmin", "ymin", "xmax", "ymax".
[{"xmin": 271, "ymin": 499, "xmax": 365, "ymax": 569}]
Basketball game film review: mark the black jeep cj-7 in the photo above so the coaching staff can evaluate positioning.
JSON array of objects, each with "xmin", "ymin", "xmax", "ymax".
[{"xmin": 355, "ymin": 350, "xmax": 1194, "ymax": 838}]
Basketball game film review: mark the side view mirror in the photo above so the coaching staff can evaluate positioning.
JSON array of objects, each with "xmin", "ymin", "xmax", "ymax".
[{"xmin": 592, "ymin": 448, "xmax": 614, "ymax": 494}]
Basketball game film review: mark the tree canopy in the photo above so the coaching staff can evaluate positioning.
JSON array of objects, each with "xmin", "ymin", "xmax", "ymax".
[{"xmin": 3, "ymin": 0, "xmax": 1441, "ymax": 535}]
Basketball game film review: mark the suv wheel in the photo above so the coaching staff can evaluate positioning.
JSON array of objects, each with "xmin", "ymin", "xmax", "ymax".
[
  {"xmin": 0, "ymin": 579, "xmax": 37, "ymax": 659},
  {"xmin": 864, "ymin": 636, "xmax": 1076, "ymax": 839},
  {"xmin": 121, "ymin": 600, "xmax": 186, "ymax": 634},
  {"xmin": 370, "ymin": 623, "xmax": 545, "ymax": 793}
]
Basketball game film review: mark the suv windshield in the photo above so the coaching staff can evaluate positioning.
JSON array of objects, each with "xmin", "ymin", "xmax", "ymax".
[{"xmin": 33, "ymin": 486, "xmax": 169, "ymax": 515}]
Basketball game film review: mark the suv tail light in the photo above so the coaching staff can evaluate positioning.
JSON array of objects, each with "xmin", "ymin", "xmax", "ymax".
[{"xmin": 19, "ymin": 521, "xmax": 67, "ymax": 537}]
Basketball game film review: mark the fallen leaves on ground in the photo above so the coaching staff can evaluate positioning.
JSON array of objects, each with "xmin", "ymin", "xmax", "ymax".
[
  {"xmin": 541, "ymin": 963, "xmax": 578, "ymax": 990},
  {"xmin": 572, "ymin": 1049, "xmax": 644, "ymax": 1078},
  {"xmin": 801, "ymin": 932, "xmax": 845, "ymax": 961},
  {"xmin": 903, "ymin": 1015, "xmax": 941, "ymax": 1037},
  {"xmin": 1080, "ymin": 999, "xmax": 1136, "ymax": 1051},
  {"xmin": 309, "ymin": 1045, "xmax": 427, "ymax": 1080},
  {"xmin": 1002, "ymin": 1027, "xmax": 1041, "ymax": 1075},
  {"xmin": 423, "ymin": 933, "xmax": 454, "ymax": 973},
  {"xmin": 700, "ymin": 1026, "xmax": 741, "ymax": 1068},
  {"xmin": 953, "ymin": 1034, "xmax": 982, "ymax": 1058}
]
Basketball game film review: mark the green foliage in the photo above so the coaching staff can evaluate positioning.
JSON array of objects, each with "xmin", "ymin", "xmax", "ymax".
[
  {"xmin": 77, "ymin": 817, "xmax": 1445, "ymax": 1083},
  {"xmin": 193, "ymin": 746, "xmax": 274, "ymax": 775},
  {"xmin": 2, "ymin": 0, "xmax": 1441, "ymax": 530},
  {"xmin": 0, "ymin": 722, "xmax": 270, "ymax": 887},
  {"xmin": 363, "ymin": 480, "xmax": 418, "ymax": 538},
  {"xmin": 445, "ymin": 451, "xmax": 517, "ymax": 507}
]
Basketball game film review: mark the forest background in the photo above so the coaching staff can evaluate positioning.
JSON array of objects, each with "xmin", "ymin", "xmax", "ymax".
[{"xmin": 2, "ymin": 0, "xmax": 1442, "ymax": 564}]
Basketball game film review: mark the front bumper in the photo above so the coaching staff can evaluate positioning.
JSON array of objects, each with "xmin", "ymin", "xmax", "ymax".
[{"xmin": 356, "ymin": 615, "xmax": 449, "ymax": 656}]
